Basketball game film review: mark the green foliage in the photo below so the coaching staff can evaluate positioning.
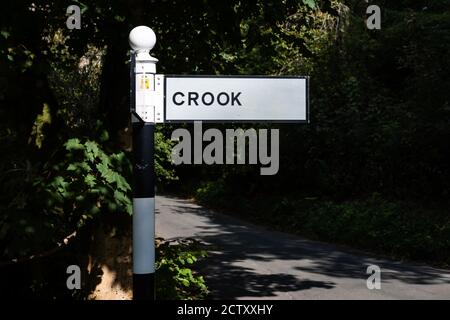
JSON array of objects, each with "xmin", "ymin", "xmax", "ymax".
[
  {"xmin": 303, "ymin": 0, "xmax": 316, "ymax": 9},
  {"xmin": 48, "ymin": 138, "xmax": 132, "ymax": 217},
  {"xmin": 183, "ymin": 1, "xmax": 450, "ymax": 204},
  {"xmin": 48, "ymin": 43, "xmax": 104, "ymax": 135},
  {"xmin": 196, "ymin": 187, "xmax": 450, "ymax": 266},
  {"xmin": 294, "ymin": 195, "xmax": 450, "ymax": 265},
  {"xmin": 195, "ymin": 180, "xmax": 227, "ymax": 206},
  {"xmin": 28, "ymin": 103, "xmax": 52, "ymax": 149},
  {"xmin": 0, "ymin": 137, "xmax": 132, "ymax": 261},
  {"xmin": 156, "ymin": 238, "xmax": 208, "ymax": 300}
]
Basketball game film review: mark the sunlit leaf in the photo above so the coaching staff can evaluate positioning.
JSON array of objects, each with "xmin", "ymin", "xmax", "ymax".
[{"xmin": 65, "ymin": 138, "xmax": 83, "ymax": 151}]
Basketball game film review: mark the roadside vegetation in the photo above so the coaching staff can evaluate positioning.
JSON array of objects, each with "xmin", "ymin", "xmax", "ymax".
[
  {"xmin": 176, "ymin": 1, "xmax": 450, "ymax": 267},
  {"xmin": 0, "ymin": 0, "xmax": 449, "ymax": 299}
]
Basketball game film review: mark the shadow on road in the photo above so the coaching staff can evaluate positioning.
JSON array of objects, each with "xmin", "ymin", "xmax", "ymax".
[{"xmin": 156, "ymin": 195, "xmax": 450, "ymax": 299}]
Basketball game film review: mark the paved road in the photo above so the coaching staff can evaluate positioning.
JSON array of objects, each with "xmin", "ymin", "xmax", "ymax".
[{"xmin": 156, "ymin": 195, "xmax": 450, "ymax": 300}]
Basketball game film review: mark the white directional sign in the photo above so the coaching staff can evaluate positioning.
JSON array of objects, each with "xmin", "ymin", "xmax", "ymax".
[{"xmin": 163, "ymin": 76, "xmax": 309, "ymax": 123}]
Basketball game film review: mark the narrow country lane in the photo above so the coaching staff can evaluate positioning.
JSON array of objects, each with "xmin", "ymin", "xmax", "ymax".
[{"xmin": 156, "ymin": 195, "xmax": 450, "ymax": 300}]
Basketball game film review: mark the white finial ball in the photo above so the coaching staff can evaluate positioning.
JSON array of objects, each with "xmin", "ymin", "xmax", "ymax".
[{"xmin": 129, "ymin": 26, "xmax": 156, "ymax": 51}]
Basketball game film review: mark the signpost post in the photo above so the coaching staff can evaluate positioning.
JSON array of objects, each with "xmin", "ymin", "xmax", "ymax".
[
  {"xmin": 129, "ymin": 26, "xmax": 158, "ymax": 300},
  {"xmin": 129, "ymin": 26, "xmax": 309, "ymax": 300}
]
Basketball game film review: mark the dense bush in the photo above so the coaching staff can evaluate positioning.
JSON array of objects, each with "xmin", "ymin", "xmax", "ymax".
[{"xmin": 0, "ymin": 137, "xmax": 131, "ymax": 261}]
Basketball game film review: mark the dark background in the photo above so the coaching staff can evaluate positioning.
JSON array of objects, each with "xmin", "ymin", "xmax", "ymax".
[{"xmin": 0, "ymin": 0, "xmax": 449, "ymax": 298}]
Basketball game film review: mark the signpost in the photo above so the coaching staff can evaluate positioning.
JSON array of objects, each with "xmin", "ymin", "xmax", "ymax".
[
  {"xmin": 129, "ymin": 26, "xmax": 309, "ymax": 300},
  {"xmin": 129, "ymin": 26, "xmax": 157, "ymax": 300}
]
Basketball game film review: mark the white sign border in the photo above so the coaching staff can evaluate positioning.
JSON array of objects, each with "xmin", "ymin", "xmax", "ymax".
[{"xmin": 163, "ymin": 75, "xmax": 310, "ymax": 123}]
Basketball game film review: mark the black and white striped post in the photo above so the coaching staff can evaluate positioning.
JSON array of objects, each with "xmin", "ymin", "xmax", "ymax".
[{"xmin": 129, "ymin": 26, "xmax": 158, "ymax": 300}]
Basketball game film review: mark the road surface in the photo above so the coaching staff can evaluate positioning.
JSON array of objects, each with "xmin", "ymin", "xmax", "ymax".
[{"xmin": 156, "ymin": 195, "xmax": 450, "ymax": 300}]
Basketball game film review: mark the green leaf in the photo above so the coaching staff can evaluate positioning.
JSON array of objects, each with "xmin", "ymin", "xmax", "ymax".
[
  {"xmin": 65, "ymin": 138, "xmax": 83, "ymax": 151},
  {"xmin": 96, "ymin": 161, "xmax": 109, "ymax": 174},
  {"xmin": 114, "ymin": 190, "xmax": 127, "ymax": 203},
  {"xmin": 178, "ymin": 268, "xmax": 192, "ymax": 276},
  {"xmin": 302, "ymin": 0, "xmax": 315, "ymax": 9},
  {"xmin": 99, "ymin": 153, "xmax": 111, "ymax": 166},
  {"xmin": 85, "ymin": 141, "xmax": 100, "ymax": 162},
  {"xmin": 103, "ymin": 170, "xmax": 117, "ymax": 184},
  {"xmin": 67, "ymin": 161, "xmax": 91, "ymax": 172},
  {"xmin": 67, "ymin": 164, "xmax": 77, "ymax": 171},
  {"xmin": 180, "ymin": 278, "xmax": 190, "ymax": 287},
  {"xmin": 115, "ymin": 174, "xmax": 131, "ymax": 192},
  {"xmin": 126, "ymin": 202, "xmax": 132, "ymax": 215},
  {"xmin": 84, "ymin": 174, "xmax": 96, "ymax": 188}
]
